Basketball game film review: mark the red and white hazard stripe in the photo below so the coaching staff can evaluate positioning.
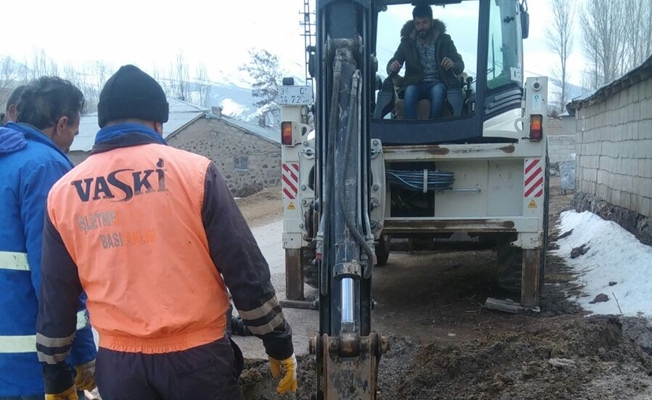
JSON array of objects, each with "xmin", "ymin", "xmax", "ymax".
[
  {"xmin": 524, "ymin": 159, "xmax": 544, "ymax": 198},
  {"xmin": 282, "ymin": 163, "xmax": 300, "ymax": 200}
]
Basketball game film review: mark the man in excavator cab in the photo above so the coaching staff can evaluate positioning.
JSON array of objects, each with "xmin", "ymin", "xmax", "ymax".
[{"xmin": 387, "ymin": 3, "xmax": 465, "ymax": 120}]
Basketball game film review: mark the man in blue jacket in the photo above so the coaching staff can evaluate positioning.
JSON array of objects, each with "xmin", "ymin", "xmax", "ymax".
[{"xmin": 0, "ymin": 77, "xmax": 97, "ymax": 400}]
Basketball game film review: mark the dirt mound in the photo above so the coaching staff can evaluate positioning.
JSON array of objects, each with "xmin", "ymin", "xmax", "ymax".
[
  {"xmin": 239, "ymin": 336, "xmax": 420, "ymax": 400},
  {"xmin": 391, "ymin": 316, "xmax": 652, "ymax": 400}
]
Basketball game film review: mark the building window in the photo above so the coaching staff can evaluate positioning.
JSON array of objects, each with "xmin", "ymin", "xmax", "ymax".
[{"xmin": 234, "ymin": 156, "xmax": 248, "ymax": 171}]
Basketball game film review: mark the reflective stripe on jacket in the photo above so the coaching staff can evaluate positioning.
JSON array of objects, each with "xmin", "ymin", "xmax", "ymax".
[{"xmin": 37, "ymin": 125, "xmax": 292, "ymax": 393}]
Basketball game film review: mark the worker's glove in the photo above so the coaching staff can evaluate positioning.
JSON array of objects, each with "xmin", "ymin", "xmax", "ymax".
[
  {"xmin": 269, "ymin": 354, "xmax": 298, "ymax": 394},
  {"xmin": 45, "ymin": 386, "xmax": 79, "ymax": 400},
  {"xmin": 74, "ymin": 359, "xmax": 96, "ymax": 391}
]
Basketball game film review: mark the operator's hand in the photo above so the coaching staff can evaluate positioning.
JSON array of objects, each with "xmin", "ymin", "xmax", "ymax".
[
  {"xmin": 45, "ymin": 386, "xmax": 79, "ymax": 400},
  {"xmin": 441, "ymin": 57, "xmax": 454, "ymax": 71},
  {"xmin": 389, "ymin": 60, "xmax": 402, "ymax": 73},
  {"xmin": 269, "ymin": 354, "xmax": 298, "ymax": 394},
  {"xmin": 74, "ymin": 359, "xmax": 96, "ymax": 391}
]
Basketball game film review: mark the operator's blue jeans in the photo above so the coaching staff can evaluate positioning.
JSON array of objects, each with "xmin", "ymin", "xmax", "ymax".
[{"xmin": 404, "ymin": 82, "xmax": 447, "ymax": 119}]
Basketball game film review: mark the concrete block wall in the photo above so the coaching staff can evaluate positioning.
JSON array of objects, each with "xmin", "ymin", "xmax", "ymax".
[
  {"xmin": 575, "ymin": 77, "xmax": 652, "ymax": 217},
  {"xmin": 166, "ymin": 118, "xmax": 282, "ymax": 197},
  {"xmin": 547, "ymin": 116, "xmax": 577, "ymax": 165},
  {"xmin": 548, "ymin": 135, "xmax": 576, "ymax": 164}
]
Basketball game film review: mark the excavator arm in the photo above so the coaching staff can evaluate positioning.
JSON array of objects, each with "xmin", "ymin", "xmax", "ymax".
[{"xmin": 308, "ymin": 0, "xmax": 389, "ymax": 399}]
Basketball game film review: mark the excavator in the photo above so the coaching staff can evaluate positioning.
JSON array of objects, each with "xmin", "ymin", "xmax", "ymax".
[{"xmin": 278, "ymin": 0, "xmax": 545, "ymax": 398}]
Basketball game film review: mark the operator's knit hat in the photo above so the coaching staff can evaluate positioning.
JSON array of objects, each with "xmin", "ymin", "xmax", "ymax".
[
  {"xmin": 97, "ymin": 64, "xmax": 169, "ymax": 128},
  {"xmin": 413, "ymin": 3, "xmax": 433, "ymax": 19}
]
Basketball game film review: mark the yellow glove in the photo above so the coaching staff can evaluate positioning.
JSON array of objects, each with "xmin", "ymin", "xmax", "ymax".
[
  {"xmin": 269, "ymin": 354, "xmax": 298, "ymax": 394},
  {"xmin": 45, "ymin": 386, "xmax": 79, "ymax": 400},
  {"xmin": 75, "ymin": 359, "xmax": 96, "ymax": 391}
]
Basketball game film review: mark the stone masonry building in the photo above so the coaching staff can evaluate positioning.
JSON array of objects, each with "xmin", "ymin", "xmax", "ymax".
[{"xmin": 166, "ymin": 107, "xmax": 281, "ymax": 196}]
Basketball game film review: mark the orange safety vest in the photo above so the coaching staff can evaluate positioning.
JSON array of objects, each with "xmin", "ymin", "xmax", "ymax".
[{"xmin": 47, "ymin": 143, "xmax": 230, "ymax": 354}]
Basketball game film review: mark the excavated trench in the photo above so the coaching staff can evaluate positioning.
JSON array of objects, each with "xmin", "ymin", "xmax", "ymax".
[
  {"xmin": 237, "ymin": 178, "xmax": 652, "ymax": 399},
  {"xmin": 238, "ymin": 316, "xmax": 652, "ymax": 400}
]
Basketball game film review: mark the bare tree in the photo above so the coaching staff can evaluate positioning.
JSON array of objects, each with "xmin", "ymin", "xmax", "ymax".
[
  {"xmin": 27, "ymin": 49, "xmax": 60, "ymax": 79},
  {"xmin": 581, "ymin": 0, "xmax": 629, "ymax": 89},
  {"xmin": 194, "ymin": 64, "xmax": 211, "ymax": 107},
  {"xmin": 92, "ymin": 61, "xmax": 112, "ymax": 91},
  {"xmin": 170, "ymin": 50, "xmax": 190, "ymax": 101},
  {"xmin": 0, "ymin": 57, "xmax": 25, "ymax": 106},
  {"xmin": 645, "ymin": 0, "xmax": 652, "ymax": 59},
  {"xmin": 644, "ymin": 0, "xmax": 652, "ymax": 60},
  {"xmin": 545, "ymin": 0, "xmax": 575, "ymax": 109},
  {"xmin": 78, "ymin": 61, "xmax": 114, "ymax": 112},
  {"xmin": 623, "ymin": 0, "xmax": 652, "ymax": 69},
  {"xmin": 239, "ymin": 48, "xmax": 283, "ymax": 126},
  {"xmin": 62, "ymin": 63, "xmax": 82, "ymax": 87},
  {"xmin": 0, "ymin": 57, "xmax": 27, "ymax": 90},
  {"xmin": 151, "ymin": 66, "xmax": 167, "ymax": 96}
]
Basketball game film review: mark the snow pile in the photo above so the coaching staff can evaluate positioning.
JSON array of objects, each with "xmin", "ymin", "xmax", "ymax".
[{"xmin": 551, "ymin": 210, "xmax": 652, "ymax": 317}]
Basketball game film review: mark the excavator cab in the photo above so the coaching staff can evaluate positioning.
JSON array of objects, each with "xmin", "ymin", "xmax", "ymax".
[{"xmin": 368, "ymin": 0, "xmax": 530, "ymax": 145}]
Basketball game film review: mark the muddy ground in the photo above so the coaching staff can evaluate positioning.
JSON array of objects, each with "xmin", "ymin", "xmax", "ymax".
[{"xmin": 236, "ymin": 176, "xmax": 652, "ymax": 400}]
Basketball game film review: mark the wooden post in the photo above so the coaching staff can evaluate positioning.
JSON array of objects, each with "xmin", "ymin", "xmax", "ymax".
[
  {"xmin": 521, "ymin": 249, "xmax": 541, "ymax": 308},
  {"xmin": 285, "ymin": 248, "xmax": 305, "ymax": 301}
]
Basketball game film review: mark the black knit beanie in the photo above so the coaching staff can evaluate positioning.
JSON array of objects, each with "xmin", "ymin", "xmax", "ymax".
[{"xmin": 97, "ymin": 64, "xmax": 169, "ymax": 128}]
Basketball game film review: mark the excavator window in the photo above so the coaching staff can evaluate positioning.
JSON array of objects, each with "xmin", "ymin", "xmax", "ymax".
[
  {"xmin": 371, "ymin": 0, "xmax": 526, "ymax": 145},
  {"xmin": 487, "ymin": 0, "xmax": 523, "ymax": 91},
  {"xmin": 374, "ymin": 2, "xmax": 479, "ymax": 121}
]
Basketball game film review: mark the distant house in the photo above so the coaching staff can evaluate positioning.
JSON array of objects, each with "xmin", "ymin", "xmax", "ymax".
[
  {"xmin": 69, "ymin": 98, "xmax": 281, "ymax": 197},
  {"xmin": 546, "ymin": 112, "xmax": 576, "ymax": 166}
]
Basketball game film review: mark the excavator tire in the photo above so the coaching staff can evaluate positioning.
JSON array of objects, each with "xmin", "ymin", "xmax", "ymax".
[
  {"xmin": 496, "ymin": 236, "xmax": 522, "ymax": 293},
  {"xmin": 375, "ymin": 235, "xmax": 391, "ymax": 266}
]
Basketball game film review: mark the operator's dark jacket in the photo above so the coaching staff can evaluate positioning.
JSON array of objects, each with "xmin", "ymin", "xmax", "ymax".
[{"xmin": 387, "ymin": 19, "xmax": 465, "ymax": 93}]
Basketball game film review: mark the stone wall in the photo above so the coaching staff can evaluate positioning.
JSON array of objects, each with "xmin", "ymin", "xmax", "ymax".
[{"xmin": 166, "ymin": 117, "xmax": 281, "ymax": 196}]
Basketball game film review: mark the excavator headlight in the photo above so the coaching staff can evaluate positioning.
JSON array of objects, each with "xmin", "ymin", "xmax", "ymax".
[{"xmin": 529, "ymin": 114, "xmax": 543, "ymax": 141}]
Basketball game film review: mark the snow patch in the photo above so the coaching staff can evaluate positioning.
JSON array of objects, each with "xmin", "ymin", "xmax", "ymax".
[
  {"xmin": 219, "ymin": 98, "xmax": 247, "ymax": 118},
  {"xmin": 551, "ymin": 210, "xmax": 652, "ymax": 318}
]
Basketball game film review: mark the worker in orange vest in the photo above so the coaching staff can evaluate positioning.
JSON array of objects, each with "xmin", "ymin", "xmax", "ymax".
[{"xmin": 36, "ymin": 65, "xmax": 297, "ymax": 400}]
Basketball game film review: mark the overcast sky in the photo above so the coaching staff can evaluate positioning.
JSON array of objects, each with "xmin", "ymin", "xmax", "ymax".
[{"xmin": 1, "ymin": 0, "xmax": 587, "ymax": 88}]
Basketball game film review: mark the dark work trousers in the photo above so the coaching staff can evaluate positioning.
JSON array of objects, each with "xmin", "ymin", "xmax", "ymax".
[{"xmin": 95, "ymin": 337, "xmax": 245, "ymax": 400}]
